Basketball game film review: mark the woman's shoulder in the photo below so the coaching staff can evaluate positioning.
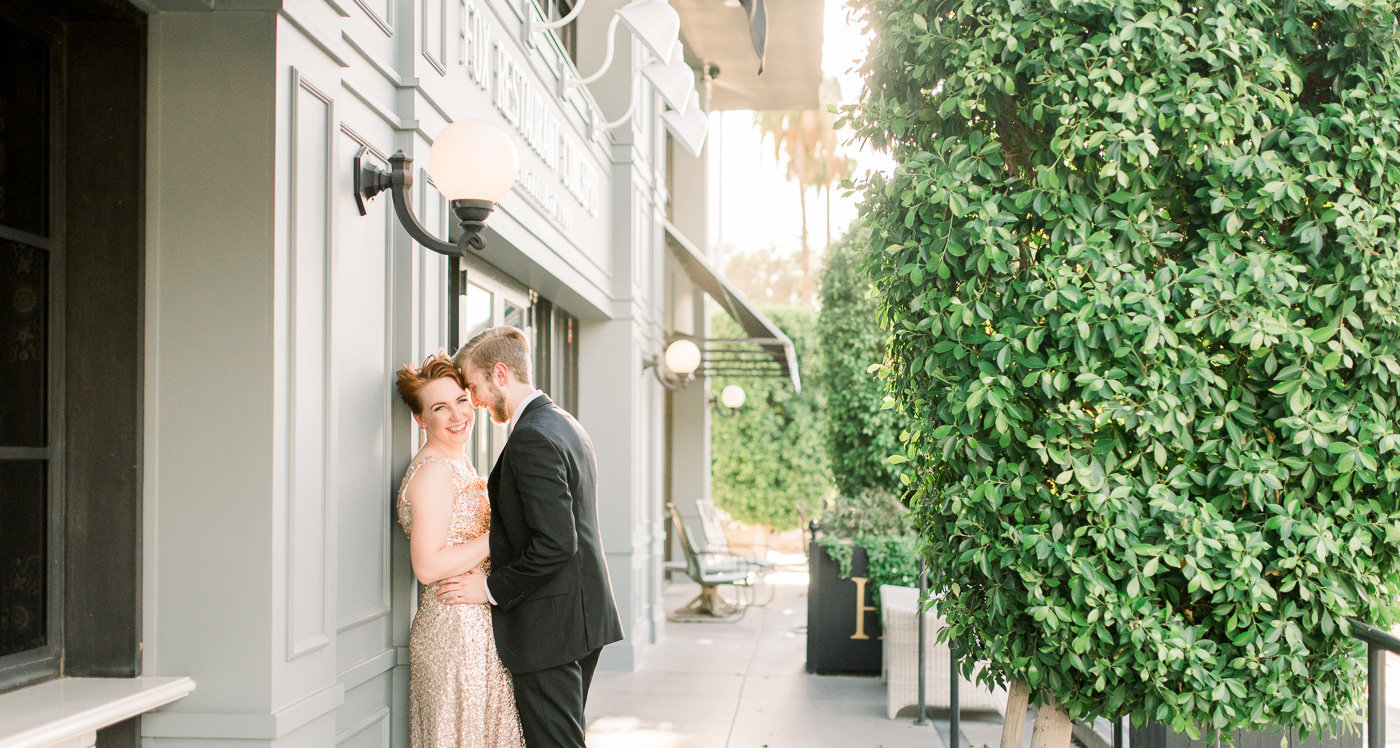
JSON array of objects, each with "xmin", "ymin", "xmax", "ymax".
[{"xmin": 400, "ymin": 455, "xmax": 455, "ymax": 497}]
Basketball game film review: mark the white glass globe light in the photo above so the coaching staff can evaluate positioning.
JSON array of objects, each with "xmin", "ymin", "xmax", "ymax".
[
  {"xmin": 720, "ymin": 384, "xmax": 746, "ymax": 410},
  {"xmin": 663, "ymin": 339, "xmax": 702, "ymax": 375},
  {"xmin": 429, "ymin": 120, "xmax": 518, "ymax": 202}
]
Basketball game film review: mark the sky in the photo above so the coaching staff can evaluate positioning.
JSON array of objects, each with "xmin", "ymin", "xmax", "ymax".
[{"xmin": 706, "ymin": 0, "xmax": 890, "ymax": 265}]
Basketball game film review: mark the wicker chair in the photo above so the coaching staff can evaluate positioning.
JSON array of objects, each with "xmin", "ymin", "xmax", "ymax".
[{"xmin": 879, "ymin": 584, "xmax": 1006, "ymax": 719}]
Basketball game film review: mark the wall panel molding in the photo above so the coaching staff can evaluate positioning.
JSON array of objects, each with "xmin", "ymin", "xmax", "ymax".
[
  {"xmin": 141, "ymin": 682, "xmax": 344, "ymax": 740},
  {"xmin": 336, "ymin": 706, "xmax": 390, "ymax": 746},
  {"xmin": 421, "ymin": 0, "xmax": 447, "ymax": 74},
  {"xmin": 352, "ymin": 0, "xmax": 394, "ymax": 37},
  {"xmin": 338, "ymin": 648, "xmax": 396, "ymax": 690},
  {"xmin": 286, "ymin": 67, "xmax": 337, "ymax": 661},
  {"xmin": 331, "ymin": 125, "xmax": 395, "ymax": 641}
]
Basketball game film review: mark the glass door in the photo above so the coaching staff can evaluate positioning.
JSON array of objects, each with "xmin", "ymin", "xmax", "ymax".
[{"xmin": 450, "ymin": 258, "xmax": 533, "ymax": 471}]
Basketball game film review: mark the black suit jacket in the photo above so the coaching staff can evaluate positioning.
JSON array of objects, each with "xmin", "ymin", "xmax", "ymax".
[{"xmin": 485, "ymin": 394, "xmax": 624, "ymax": 674}]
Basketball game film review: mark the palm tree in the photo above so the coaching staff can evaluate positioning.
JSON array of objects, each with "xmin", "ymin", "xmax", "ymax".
[{"xmin": 754, "ymin": 78, "xmax": 854, "ymax": 305}]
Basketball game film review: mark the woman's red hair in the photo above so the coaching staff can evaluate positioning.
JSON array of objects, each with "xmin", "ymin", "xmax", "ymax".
[{"xmin": 395, "ymin": 349, "xmax": 467, "ymax": 415}]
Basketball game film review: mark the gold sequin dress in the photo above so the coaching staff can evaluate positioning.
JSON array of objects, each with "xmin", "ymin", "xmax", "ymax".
[{"xmin": 397, "ymin": 454, "xmax": 525, "ymax": 748}]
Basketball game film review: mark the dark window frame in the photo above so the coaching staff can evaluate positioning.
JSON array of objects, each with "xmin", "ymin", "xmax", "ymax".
[{"xmin": 0, "ymin": 4, "xmax": 66, "ymax": 691}]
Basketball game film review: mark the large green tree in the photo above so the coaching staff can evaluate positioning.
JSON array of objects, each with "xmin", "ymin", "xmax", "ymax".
[
  {"xmin": 710, "ymin": 307, "xmax": 832, "ymax": 528},
  {"xmin": 818, "ymin": 226, "xmax": 904, "ymax": 496},
  {"xmin": 849, "ymin": 0, "xmax": 1400, "ymax": 736}
]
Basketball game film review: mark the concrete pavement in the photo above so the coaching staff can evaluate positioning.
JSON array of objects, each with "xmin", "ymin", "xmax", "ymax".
[{"xmin": 585, "ymin": 572, "xmax": 1019, "ymax": 748}]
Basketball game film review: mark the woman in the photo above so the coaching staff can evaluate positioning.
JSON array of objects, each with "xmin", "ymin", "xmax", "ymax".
[{"xmin": 395, "ymin": 351, "xmax": 524, "ymax": 747}]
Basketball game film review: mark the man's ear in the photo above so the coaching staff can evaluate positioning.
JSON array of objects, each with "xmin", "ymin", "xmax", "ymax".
[{"xmin": 494, "ymin": 361, "xmax": 510, "ymax": 385}]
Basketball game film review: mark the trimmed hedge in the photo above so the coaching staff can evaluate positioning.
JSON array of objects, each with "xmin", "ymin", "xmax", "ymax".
[
  {"xmin": 848, "ymin": 0, "xmax": 1400, "ymax": 737},
  {"xmin": 710, "ymin": 306, "xmax": 833, "ymax": 529},
  {"xmin": 819, "ymin": 226, "xmax": 906, "ymax": 496}
]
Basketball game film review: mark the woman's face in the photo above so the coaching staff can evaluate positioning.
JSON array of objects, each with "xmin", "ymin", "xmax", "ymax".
[{"xmin": 414, "ymin": 377, "xmax": 475, "ymax": 447}]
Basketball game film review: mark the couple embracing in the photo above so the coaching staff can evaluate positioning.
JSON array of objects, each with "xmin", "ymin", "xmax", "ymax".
[{"xmin": 393, "ymin": 326, "xmax": 623, "ymax": 747}]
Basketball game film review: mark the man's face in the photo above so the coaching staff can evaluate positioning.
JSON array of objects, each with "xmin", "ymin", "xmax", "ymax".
[{"xmin": 464, "ymin": 363, "xmax": 511, "ymax": 425}]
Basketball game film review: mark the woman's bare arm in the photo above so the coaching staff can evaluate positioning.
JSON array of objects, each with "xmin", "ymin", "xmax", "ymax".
[{"xmin": 405, "ymin": 462, "xmax": 490, "ymax": 584}]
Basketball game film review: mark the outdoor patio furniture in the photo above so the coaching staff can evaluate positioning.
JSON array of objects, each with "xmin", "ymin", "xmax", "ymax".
[
  {"xmin": 879, "ymin": 584, "xmax": 1006, "ymax": 719},
  {"xmin": 694, "ymin": 499, "xmax": 780, "ymax": 570},
  {"xmin": 666, "ymin": 502, "xmax": 759, "ymax": 620}
]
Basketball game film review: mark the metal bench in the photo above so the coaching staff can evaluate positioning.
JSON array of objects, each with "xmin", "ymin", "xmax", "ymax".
[
  {"xmin": 666, "ymin": 502, "xmax": 758, "ymax": 620},
  {"xmin": 693, "ymin": 499, "xmax": 781, "ymax": 572}
]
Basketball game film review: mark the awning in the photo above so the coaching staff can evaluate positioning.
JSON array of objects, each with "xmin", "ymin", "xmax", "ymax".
[
  {"xmin": 663, "ymin": 219, "xmax": 801, "ymax": 393},
  {"xmin": 672, "ymin": 0, "xmax": 823, "ymax": 110}
]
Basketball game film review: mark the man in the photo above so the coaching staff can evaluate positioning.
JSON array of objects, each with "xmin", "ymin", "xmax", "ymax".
[{"xmin": 435, "ymin": 325, "xmax": 623, "ymax": 747}]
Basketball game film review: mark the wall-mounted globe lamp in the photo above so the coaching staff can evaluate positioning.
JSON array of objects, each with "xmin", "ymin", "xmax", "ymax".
[
  {"xmin": 711, "ymin": 384, "xmax": 746, "ymax": 417},
  {"xmin": 354, "ymin": 120, "xmax": 518, "ymax": 256},
  {"xmin": 645, "ymin": 338, "xmax": 701, "ymax": 390}
]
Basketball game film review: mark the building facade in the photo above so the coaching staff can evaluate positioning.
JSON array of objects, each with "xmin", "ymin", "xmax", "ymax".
[{"xmin": 0, "ymin": 0, "xmax": 816, "ymax": 745}]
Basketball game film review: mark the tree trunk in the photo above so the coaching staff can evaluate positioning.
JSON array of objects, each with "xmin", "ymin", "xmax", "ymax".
[
  {"xmin": 1029, "ymin": 691, "xmax": 1072, "ymax": 748},
  {"xmin": 825, "ymin": 186, "xmax": 832, "ymax": 249},
  {"xmin": 999, "ymin": 680, "xmax": 1031, "ymax": 748},
  {"xmin": 799, "ymin": 186, "xmax": 812, "ymax": 305}
]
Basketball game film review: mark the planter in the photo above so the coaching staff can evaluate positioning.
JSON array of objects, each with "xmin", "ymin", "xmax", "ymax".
[
  {"xmin": 806, "ymin": 541, "xmax": 883, "ymax": 673},
  {"xmin": 1130, "ymin": 721, "xmax": 1359, "ymax": 748}
]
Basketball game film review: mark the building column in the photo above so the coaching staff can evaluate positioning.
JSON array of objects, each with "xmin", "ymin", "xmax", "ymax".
[
  {"xmin": 140, "ymin": 11, "xmax": 341, "ymax": 745},
  {"xmin": 577, "ymin": 318, "xmax": 659, "ymax": 670}
]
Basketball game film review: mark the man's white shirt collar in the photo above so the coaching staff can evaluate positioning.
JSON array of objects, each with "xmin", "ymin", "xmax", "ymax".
[{"xmin": 510, "ymin": 389, "xmax": 545, "ymax": 430}]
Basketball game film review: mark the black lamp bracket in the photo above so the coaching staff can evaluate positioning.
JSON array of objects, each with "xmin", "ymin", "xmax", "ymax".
[
  {"xmin": 354, "ymin": 146, "xmax": 496, "ymax": 255},
  {"xmin": 709, "ymin": 394, "xmax": 739, "ymax": 417},
  {"xmin": 643, "ymin": 355, "xmax": 694, "ymax": 391}
]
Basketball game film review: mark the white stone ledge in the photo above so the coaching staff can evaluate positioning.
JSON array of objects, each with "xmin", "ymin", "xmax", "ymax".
[{"xmin": 0, "ymin": 676, "xmax": 196, "ymax": 748}]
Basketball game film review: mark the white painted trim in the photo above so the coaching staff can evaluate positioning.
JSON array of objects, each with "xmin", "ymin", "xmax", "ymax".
[
  {"xmin": 279, "ymin": 6, "xmax": 353, "ymax": 68},
  {"xmin": 351, "ymin": 0, "xmax": 395, "ymax": 37},
  {"xmin": 336, "ymin": 603, "xmax": 392, "ymax": 633},
  {"xmin": 338, "ymin": 649, "xmax": 397, "ymax": 691},
  {"xmin": 0, "ymin": 677, "xmax": 195, "ymax": 748},
  {"xmin": 335, "ymin": 706, "xmax": 390, "ymax": 745},
  {"xmin": 139, "ymin": 681, "xmax": 343, "ymax": 740},
  {"xmin": 340, "ymin": 34, "xmax": 412, "ymax": 109}
]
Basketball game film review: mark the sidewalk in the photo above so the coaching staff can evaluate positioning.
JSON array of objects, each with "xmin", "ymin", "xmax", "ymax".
[
  {"xmin": 586, "ymin": 573, "xmax": 1400, "ymax": 748},
  {"xmin": 585, "ymin": 572, "xmax": 1017, "ymax": 748}
]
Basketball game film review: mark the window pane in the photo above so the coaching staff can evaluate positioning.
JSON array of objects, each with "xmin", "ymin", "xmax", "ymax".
[
  {"xmin": 461, "ymin": 282, "xmax": 493, "ymax": 341},
  {"xmin": 0, "ymin": 460, "xmax": 47, "ymax": 657},
  {"xmin": 0, "ymin": 18, "xmax": 50, "ymax": 237},
  {"xmin": 503, "ymin": 301, "xmax": 525, "ymax": 331},
  {"xmin": 0, "ymin": 240, "xmax": 48, "ymax": 447}
]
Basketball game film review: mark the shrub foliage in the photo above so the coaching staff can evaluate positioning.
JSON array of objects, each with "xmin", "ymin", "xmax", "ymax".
[
  {"xmin": 819, "ymin": 227, "xmax": 906, "ymax": 496},
  {"xmin": 817, "ymin": 489, "xmax": 921, "ymax": 604},
  {"xmin": 710, "ymin": 306, "xmax": 833, "ymax": 528},
  {"xmin": 848, "ymin": 0, "xmax": 1400, "ymax": 736}
]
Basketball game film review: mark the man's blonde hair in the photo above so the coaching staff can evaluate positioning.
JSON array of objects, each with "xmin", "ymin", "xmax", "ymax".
[{"xmin": 453, "ymin": 326, "xmax": 533, "ymax": 385}]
